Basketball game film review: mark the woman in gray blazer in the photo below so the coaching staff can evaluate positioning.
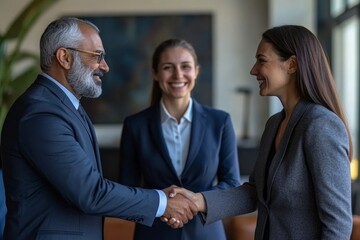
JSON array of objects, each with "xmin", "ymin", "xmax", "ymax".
[{"xmin": 167, "ymin": 25, "xmax": 353, "ymax": 239}]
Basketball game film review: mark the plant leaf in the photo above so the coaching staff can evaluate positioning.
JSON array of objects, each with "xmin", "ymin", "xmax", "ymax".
[
  {"xmin": 0, "ymin": 37, "xmax": 6, "ymax": 89},
  {"xmin": 7, "ymin": 65, "xmax": 39, "ymax": 103},
  {"xmin": 5, "ymin": 0, "xmax": 58, "ymax": 39},
  {"xmin": 0, "ymin": 0, "xmax": 56, "ymax": 138},
  {"xmin": 12, "ymin": 50, "xmax": 39, "ymax": 62}
]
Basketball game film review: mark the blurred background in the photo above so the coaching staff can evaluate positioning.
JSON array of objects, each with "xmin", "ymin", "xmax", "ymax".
[{"xmin": 0, "ymin": 0, "xmax": 359, "ymax": 184}]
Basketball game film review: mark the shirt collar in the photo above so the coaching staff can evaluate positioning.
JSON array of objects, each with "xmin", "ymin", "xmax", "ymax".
[
  {"xmin": 160, "ymin": 98, "xmax": 193, "ymax": 123},
  {"xmin": 40, "ymin": 72, "xmax": 80, "ymax": 109}
]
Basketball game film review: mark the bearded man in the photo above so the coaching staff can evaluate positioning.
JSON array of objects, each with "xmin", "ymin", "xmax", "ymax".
[{"xmin": 0, "ymin": 17, "xmax": 196, "ymax": 240}]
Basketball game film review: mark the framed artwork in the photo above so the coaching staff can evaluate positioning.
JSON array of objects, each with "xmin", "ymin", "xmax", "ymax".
[{"xmin": 79, "ymin": 14, "xmax": 213, "ymax": 124}]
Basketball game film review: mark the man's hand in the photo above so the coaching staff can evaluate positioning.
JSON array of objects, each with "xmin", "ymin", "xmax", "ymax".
[
  {"xmin": 166, "ymin": 186, "xmax": 207, "ymax": 212},
  {"xmin": 161, "ymin": 186, "xmax": 198, "ymax": 228}
]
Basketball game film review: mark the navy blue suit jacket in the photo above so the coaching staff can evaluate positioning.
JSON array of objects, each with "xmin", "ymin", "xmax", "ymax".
[
  {"xmin": 119, "ymin": 100, "xmax": 241, "ymax": 240},
  {"xmin": 1, "ymin": 75, "xmax": 159, "ymax": 240}
]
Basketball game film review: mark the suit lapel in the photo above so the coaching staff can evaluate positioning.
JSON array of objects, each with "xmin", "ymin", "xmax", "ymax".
[
  {"xmin": 182, "ymin": 101, "xmax": 206, "ymax": 175},
  {"xmin": 148, "ymin": 104, "xmax": 179, "ymax": 176},
  {"xmin": 36, "ymin": 75, "xmax": 102, "ymax": 173},
  {"xmin": 77, "ymin": 105, "xmax": 95, "ymax": 141},
  {"xmin": 265, "ymin": 101, "xmax": 310, "ymax": 200},
  {"xmin": 148, "ymin": 101, "xmax": 206, "ymax": 180},
  {"xmin": 36, "ymin": 75, "xmax": 94, "ymax": 140},
  {"xmin": 80, "ymin": 107, "xmax": 102, "ymax": 173},
  {"xmin": 256, "ymin": 112, "xmax": 283, "ymax": 203}
]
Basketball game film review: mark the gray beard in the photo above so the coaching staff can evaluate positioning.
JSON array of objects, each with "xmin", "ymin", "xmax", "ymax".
[{"xmin": 67, "ymin": 54, "xmax": 102, "ymax": 98}]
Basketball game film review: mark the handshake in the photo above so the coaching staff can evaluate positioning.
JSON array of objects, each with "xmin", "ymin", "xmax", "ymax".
[{"xmin": 160, "ymin": 185, "xmax": 206, "ymax": 228}]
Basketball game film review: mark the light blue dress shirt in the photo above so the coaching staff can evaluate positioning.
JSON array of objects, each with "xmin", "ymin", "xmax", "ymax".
[
  {"xmin": 40, "ymin": 73, "xmax": 167, "ymax": 217},
  {"xmin": 160, "ymin": 98, "xmax": 192, "ymax": 177}
]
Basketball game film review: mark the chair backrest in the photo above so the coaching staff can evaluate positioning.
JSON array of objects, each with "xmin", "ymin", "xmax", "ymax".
[
  {"xmin": 104, "ymin": 217, "xmax": 135, "ymax": 240},
  {"xmin": 222, "ymin": 214, "xmax": 257, "ymax": 240},
  {"xmin": 351, "ymin": 215, "xmax": 360, "ymax": 240}
]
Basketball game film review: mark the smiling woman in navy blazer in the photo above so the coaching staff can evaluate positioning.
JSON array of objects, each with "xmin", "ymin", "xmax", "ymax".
[{"xmin": 118, "ymin": 38, "xmax": 241, "ymax": 240}]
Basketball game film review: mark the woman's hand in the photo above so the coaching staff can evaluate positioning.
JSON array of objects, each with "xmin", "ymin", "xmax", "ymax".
[{"xmin": 164, "ymin": 185, "xmax": 207, "ymax": 212}]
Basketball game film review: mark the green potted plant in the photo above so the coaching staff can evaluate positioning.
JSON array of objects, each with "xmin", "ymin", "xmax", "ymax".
[{"xmin": 0, "ymin": 0, "xmax": 57, "ymax": 135}]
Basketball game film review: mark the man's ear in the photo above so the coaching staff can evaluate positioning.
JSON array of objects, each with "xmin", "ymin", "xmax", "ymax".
[
  {"xmin": 54, "ymin": 48, "xmax": 72, "ymax": 70},
  {"xmin": 288, "ymin": 55, "xmax": 297, "ymax": 74}
]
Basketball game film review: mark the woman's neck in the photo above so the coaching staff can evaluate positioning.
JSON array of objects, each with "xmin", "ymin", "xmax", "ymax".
[{"xmin": 162, "ymin": 97, "xmax": 190, "ymax": 122}]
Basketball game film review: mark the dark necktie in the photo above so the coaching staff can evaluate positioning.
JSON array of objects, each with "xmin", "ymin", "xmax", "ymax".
[
  {"xmin": 77, "ymin": 105, "xmax": 96, "ymax": 156},
  {"xmin": 78, "ymin": 104, "xmax": 94, "ymax": 142},
  {"xmin": 77, "ymin": 104, "xmax": 88, "ymax": 124}
]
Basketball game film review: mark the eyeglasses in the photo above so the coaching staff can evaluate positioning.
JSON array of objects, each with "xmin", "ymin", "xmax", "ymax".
[{"xmin": 66, "ymin": 47, "xmax": 106, "ymax": 64}]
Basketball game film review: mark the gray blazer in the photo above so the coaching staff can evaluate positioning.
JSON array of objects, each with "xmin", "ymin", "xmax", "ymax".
[{"xmin": 202, "ymin": 100, "xmax": 352, "ymax": 239}]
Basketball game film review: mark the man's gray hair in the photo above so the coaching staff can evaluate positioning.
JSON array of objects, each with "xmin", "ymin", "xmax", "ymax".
[{"xmin": 40, "ymin": 17, "xmax": 100, "ymax": 72}]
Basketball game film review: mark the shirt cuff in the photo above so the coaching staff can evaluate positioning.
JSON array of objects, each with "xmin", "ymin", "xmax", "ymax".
[{"xmin": 155, "ymin": 190, "xmax": 167, "ymax": 217}]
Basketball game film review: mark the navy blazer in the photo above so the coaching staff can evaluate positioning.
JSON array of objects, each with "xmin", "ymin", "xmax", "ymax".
[
  {"xmin": 1, "ymin": 75, "xmax": 159, "ymax": 240},
  {"xmin": 0, "ymin": 170, "xmax": 5, "ymax": 236},
  {"xmin": 202, "ymin": 100, "xmax": 352, "ymax": 239},
  {"xmin": 119, "ymin": 100, "xmax": 241, "ymax": 240}
]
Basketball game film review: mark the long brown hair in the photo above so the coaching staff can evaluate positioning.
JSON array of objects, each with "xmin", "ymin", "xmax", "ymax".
[
  {"xmin": 149, "ymin": 38, "xmax": 199, "ymax": 106},
  {"xmin": 262, "ymin": 25, "xmax": 353, "ymax": 161}
]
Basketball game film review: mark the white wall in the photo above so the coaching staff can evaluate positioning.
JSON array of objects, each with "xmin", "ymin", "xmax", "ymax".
[
  {"xmin": 0, "ymin": 0, "xmax": 315, "ymax": 147},
  {"xmin": 268, "ymin": 0, "xmax": 316, "ymax": 115}
]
